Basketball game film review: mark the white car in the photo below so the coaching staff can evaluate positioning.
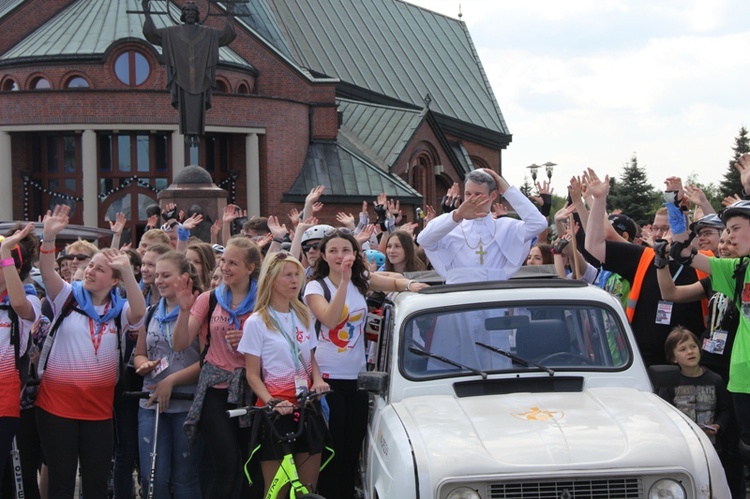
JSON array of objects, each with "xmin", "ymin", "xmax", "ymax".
[{"xmin": 359, "ymin": 276, "xmax": 730, "ymax": 499}]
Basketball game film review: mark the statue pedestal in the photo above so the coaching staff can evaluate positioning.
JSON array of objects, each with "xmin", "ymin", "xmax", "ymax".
[{"xmin": 158, "ymin": 165, "xmax": 227, "ymax": 243}]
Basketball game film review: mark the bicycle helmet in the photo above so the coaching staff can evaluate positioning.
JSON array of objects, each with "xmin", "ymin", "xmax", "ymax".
[
  {"xmin": 363, "ymin": 249, "xmax": 385, "ymax": 268},
  {"xmin": 689, "ymin": 213, "xmax": 724, "ymax": 234},
  {"xmin": 301, "ymin": 224, "xmax": 334, "ymax": 244},
  {"xmin": 719, "ymin": 200, "xmax": 750, "ymax": 223}
]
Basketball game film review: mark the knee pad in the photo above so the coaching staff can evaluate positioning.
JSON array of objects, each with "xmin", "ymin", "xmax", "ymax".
[{"xmin": 738, "ymin": 439, "xmax": 750, "ymax": 462}]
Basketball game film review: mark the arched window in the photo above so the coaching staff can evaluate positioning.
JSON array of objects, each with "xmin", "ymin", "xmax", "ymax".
[
  {"xmin": 115, "ymin": 51, "xmax": 150, "ymax": 86},
  {"xmin": 1, "ymin": 78, "xmax": 18, "ymax": 91},
  {"xmin": 66, "ymin": 76, "xmax": 90, "ymax": 88},
  {"xmin": 237, "ymin": 81, "xmax": 249, "ymax": 94},
  {"xmin": 216, "ymin": 79, "xmax": 229, "ymax": 93},
  {"xmin": 31, "ymin": 77, "xmax": 51, "ymax": 90}
]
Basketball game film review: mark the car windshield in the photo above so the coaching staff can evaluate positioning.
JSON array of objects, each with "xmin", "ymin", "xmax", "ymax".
[{"xmin": 401, "ymin": 303, "xmax": 630, "ymax": 379}]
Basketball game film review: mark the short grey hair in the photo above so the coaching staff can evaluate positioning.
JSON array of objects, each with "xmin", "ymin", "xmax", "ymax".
[{"xmin": 465, "ymin": 170, "xmax": 496, "ymax": 192}]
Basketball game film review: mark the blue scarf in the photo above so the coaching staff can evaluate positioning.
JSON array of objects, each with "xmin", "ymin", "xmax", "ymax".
[
  {"xmin": 153, "ymin": 298, "xmax": 179, "ymax": 335},
  {"xmin": 214, "ymin": 281, "xmax": 257, "ymax": 329},
  {"xmin": 0, "ymin": 284, "xmax": 37, "ymax": 305},
  {"xmin": 71, "ymin": 281, "xmax": 126, "ymax": 325}
]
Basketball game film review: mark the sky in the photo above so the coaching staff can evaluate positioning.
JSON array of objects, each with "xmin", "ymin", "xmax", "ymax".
[{"xmin": 405, "ymin": 0, "xmax": 750, "ymax": 196}]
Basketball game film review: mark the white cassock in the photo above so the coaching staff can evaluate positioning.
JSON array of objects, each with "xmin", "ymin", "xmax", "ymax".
[
  {"xmin": 416, "ymin": 186, "xmax": 547, "ymax": 370},
  {"xmin": 417, "ymin": 186, "xmax": 547, "ymax": 284}
]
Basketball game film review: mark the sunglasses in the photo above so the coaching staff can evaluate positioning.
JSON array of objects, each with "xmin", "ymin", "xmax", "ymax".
[
  {"xmin": 69, "ymin": 254, "xmax": 91, "ymax": 261},
  {"xmin": 302, "ymin": 242, "xmax": 320, "ymax": 253}
]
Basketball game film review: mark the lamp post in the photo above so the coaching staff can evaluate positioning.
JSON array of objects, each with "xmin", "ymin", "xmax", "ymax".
[
  {"xmin": 526, "ymin": 163, "xmax": 540, "ymax": 182},
  {"xmin": 543, "ymin": 162, "xmax": 556, "ymax": 181}
]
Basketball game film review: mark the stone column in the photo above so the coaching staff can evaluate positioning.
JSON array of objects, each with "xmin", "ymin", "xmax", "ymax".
[
  {"xmin": 246, "ymin": 132, "xmax": 260, "ymax": 217},
  {"xmin": 0, "ymin": 132, "xmax": 11, "ymax": 220},
  {"xmin": 81, "ymin": 130, "xmax": 98, "ymax": 228},
  {"xmin": 172, "ymin": 130, "xmax": 185, "ymax": 181}
]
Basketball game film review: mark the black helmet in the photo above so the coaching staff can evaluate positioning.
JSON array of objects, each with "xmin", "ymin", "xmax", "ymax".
[
  {"xmin": 689, "ymin": 213, "xmax": 724, "ymax": 234},
  {"xmin": 719, "ymin": 200, "xmax": 750, "ymax": 223}
]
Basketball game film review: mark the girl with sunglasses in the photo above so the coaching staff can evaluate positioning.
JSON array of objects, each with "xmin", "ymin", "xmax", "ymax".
[
  {"xmin": 304, "ymin": 229, "xmax": 427, "ymax": 498},
  {"xmin": 37, "ymin": 205, "xmax": 146, "ymax": 498},
  {"xmin": 173, "ymin": 235, "xmax": 262, "ymax": 498},
  {"xmin": 0, "ymin": 223, "xmax": 41, "ymax": 483},
  {"xmin": 239, "ymin": 251, "xmax": 329, "ymax": 496}
]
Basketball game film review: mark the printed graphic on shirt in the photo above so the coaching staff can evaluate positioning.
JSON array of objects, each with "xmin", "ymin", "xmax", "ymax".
[
  {"xmin": 673, "ymin": 384, "xmax": 716, "ymax": 427},
  {"xmin": 742, "ymin": 283, "xmax": 750, "ymax": 319},
  {"xmin": 325, "ymin": 304, "xmax": 366, "ymax": 352}
]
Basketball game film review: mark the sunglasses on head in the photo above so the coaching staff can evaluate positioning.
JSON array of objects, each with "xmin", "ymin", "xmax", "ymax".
[
  {"xmin": 274, "ymin": 251, "xmax": 292, "ymax": 261},
  {"xmin": 302, "ymin": 242, "xmax": 320, "ymax": 252},
  {"xmin": 160, "ymin": 221, "xmax": 179, "ymax": 232},
  {"xmin": 323, "ymin": 227, "xmax": 353, "ymax": 237}
]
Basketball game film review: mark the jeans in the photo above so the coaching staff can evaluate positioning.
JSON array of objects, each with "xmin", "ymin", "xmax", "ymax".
[{"xmin": 138, "ymin": 408, "xmax": 203, "ymax": 499}]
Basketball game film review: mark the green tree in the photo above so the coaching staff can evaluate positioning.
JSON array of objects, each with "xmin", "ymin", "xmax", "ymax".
[
  {"xmin": 608, "ymin": 154, "xmax": 657, "ymax": 226},
  {"xmin": 685, "ymin": 172, "xmax": 722, "ymax": 214},
  {"xmin": 719, "ymin": 126, "xmax": 750, "ymax": 198},
  {"xmin": 519, "ymin": 176, "xmax": 533, "ymax": 198}
]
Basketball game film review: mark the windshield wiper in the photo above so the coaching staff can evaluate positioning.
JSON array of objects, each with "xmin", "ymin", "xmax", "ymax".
[
  {"xmin": 408, "ymin": 345, "xmax": 488, "ymax": 379},
  {"xmin": 475, "ymin": 341, "xmax": 555, "ymax": 376}
]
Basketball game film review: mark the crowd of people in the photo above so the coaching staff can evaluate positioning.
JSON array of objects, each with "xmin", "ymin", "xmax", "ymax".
[{"xmin": 1, "ymin": 159, "xmax": 750, "ymax": 498}]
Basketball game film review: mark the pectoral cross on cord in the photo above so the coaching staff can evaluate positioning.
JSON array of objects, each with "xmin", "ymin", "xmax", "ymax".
[{"xmin": 475, "ymin": 245, "xmax": 488, "ymax": 265}]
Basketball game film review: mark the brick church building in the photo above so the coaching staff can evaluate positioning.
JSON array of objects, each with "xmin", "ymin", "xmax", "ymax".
[{"xmin": 0, "ymin": 0, "xmax": 511, "ymax": 242}]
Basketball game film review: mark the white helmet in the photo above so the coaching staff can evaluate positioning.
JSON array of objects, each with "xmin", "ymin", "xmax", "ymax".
[{"xmin": 301, "ymin": 224, "xmax": 334, "ymax": 244}]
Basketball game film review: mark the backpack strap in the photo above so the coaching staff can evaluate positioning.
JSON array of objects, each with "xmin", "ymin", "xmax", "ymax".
[
  {"xmin": 313, "ymin": 277, "xmax": 331, "ymax": 337},
  {"xmin": 40, "ymin": 292, "xmax": 79, "ymax": 374},
  {"xmin": 199, "ymin": 289, "xmax": 218, "ymax": 366},
  {"xmin": 0, "ymin": 304, "xmax": 24, "ymax": 373}
]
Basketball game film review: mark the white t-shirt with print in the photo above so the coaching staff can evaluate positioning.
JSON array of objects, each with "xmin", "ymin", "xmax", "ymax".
[
  {"xmin": 238, "ymin": 310, "xmax": 317, "ymax": 404},
  {"xmin": 304, "ymin": 278, "xmax": 367, "ymax": 380}
]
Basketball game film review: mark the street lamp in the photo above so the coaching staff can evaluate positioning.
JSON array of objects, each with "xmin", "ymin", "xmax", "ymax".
[
  {"xmin": 526, "ymin": 163, "xmax": 540, "ymax": 182},
  {"xmin": 543, "ymin": 161, "xmax": 556, "ymax": 180}
]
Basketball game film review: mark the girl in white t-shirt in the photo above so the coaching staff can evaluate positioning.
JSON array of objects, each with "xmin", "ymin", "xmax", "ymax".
[
  {"xmin": 239, "ymin": 251, "xmax": 329, "ymax": 496},
  {"xmin": 0, "ymin": 223, "xmax": 41, "ymax": 479},
  {"xmin": 37, "ymin": 205, "xmax": 146, "ymax": 499},
  {"xmin": 303, "ymin": 229, "xmax": 427, "ymax": 498}
]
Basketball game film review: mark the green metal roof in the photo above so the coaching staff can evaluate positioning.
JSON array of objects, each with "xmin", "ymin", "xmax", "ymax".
[
  {"xmin": 263, "ymin": 0, "xmax": 509, "ymax": 135},
  {"xmin": 284, "ymin": 141, "xmax": 422, "ymax": 203},
  {"xmin": 0, "ymin": 0, "xmax": 253, "ymax": 70},
  {"xmin": 0, "ymin": 0, "xmax": 23, "ymax": 19},
  {"xmin": 337, "ymin": 98, "xmax": 424, "ymax": 169}
]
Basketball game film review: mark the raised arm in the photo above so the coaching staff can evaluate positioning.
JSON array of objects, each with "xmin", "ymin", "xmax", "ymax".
[
  {"xmin": 583, "ymin": 168, "xmax": 609, "ymax": 263},
  {"xmin": 141, "ymin": 0, "xmax": 163, "ymax": 46},
  {"xmin": 104, "ymin": 249, "xmax": 146, "ymax": 325},
  {"xmin": 171, "ymin": 275, "xmax": 202, "ymax": 351},
  {"xmin": 40, "ymin": 205, "xmax": 69, "ymax": 302},
  {"xmin": 1, "ymin": 224, "xmax": 37, "ymax": 321}
]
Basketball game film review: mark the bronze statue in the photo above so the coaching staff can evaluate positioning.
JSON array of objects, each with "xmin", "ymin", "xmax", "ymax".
[{"xmin": 142, "ymin": 0, "xmax": 236, "ymax": 146}]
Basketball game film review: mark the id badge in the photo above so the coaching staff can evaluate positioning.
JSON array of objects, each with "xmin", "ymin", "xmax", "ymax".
[
  {"xmin": 153, "ymin": 356, "xmax": 169, "ymax": 377},
  {"xmin": 295, "ymin": 377, "xmax": 308, "ymax": 396},
  {"xmin": 704, "ymin": 330, "xmax": 728, "ymax": 355},
  {"xmin": 655, "ymin": 300, "xmax": 673, "ymax": 325}
]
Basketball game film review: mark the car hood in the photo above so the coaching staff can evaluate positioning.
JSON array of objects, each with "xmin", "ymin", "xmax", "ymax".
[{"xmin": 394, "ymin": 387, "xmax": 700, "ymax": 475}]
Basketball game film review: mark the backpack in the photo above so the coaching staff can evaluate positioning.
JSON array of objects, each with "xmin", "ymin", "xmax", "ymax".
[
  {"xmin": 37, "ymin": 293, "xmax": 122, "ymax": 379},
  {"xmin": 199, "ymin": 289, "xmax": 218, "ymax": 366},
  {"xmin": 0, "ymin": 304, "xmax": 32, "ymax": 387}
]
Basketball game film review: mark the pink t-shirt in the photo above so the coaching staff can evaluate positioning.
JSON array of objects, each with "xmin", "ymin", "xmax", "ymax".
[{"xmin": 190, "ymin": 291, "xmax": 251, "ymax": 387}]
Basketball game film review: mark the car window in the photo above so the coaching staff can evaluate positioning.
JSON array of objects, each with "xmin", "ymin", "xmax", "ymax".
[{"xmin": 401, "ymin": 303, "xmax": 630, "ymax": 379}]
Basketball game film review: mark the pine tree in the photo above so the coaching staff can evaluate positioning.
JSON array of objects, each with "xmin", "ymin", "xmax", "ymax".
[
  {"xmin": 720, "ymin": 126, "xmax": 750, "ymax": 198},
  {"xmin": 608, "ymin": 154, "xmax": 657, "ymax": 226},
  {"xmin": 519, "ymin": 176, "xmax": 533, "ymax": 198}
]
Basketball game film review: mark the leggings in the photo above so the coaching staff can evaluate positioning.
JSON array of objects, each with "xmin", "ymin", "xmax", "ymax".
[
  {"xmin": 1, "ymin": 408, "xmax": 42, "ymax": 499},
  {"xmin": 199, "ymin": 387, "xmax": 261, "ymax": 499},
  {"xmin": 316, "ymin": 378, "xmax": 368, "ymax": 499},
  {"xmin": 36, "ymin": 408, "xmax": 113, "ymax": 499}
]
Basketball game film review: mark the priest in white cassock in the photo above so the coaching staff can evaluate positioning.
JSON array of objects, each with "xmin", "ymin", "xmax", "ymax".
[{"xmin": 415, "ymin": 169, "xmax": 547, "ymax": 371}]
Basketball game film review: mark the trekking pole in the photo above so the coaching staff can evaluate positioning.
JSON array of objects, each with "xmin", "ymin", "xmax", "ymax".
[{"xmin": 10, "ymin": 437, "xmax": 23, "ymax": 499}]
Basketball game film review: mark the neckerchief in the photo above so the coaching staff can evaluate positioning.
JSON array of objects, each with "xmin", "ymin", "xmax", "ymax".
[
  {"xmin": 214, "ymin": 281, "xmax": 257, "ymax": 329},
  {"xmin": 71, "ymin": 281, "xmax": 126, "ymax": 325},
  {"xmin": 154, "ymin": 297, "xmax": 179, "ymax": 339},
  {"xmin": 0, "ymin": 284, "xmax": 37, "ymax": 305}
]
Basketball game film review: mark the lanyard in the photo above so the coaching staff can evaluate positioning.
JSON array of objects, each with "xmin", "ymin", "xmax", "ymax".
[
  {"xmin": 269, "ymin": 308, "xmax": 303, "ymax": 372},
  {"xmin": 89, "ymin": 301, "xmax": 111, "ymax": 355}
]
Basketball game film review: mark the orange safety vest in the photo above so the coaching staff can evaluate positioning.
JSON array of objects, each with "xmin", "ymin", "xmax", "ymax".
[{"xmin": 625, "ymin": 247, "xmax": 710, "ymax": 326}]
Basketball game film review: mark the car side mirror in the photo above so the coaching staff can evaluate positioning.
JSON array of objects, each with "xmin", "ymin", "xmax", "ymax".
[
  {"xmin": 648, "ymin": 364, "xmax": 680, "ymax": 390},
  {"xmin": 358, "ymin": 371, "xmax": 389, "ymax": 396}
]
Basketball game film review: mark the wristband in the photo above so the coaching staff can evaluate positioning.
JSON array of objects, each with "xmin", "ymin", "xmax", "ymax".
[
  {"xmin": 272, "ymin": 237, "xmax": 284, "ymax": 244},
  {"xmin": 406, "ymin": 280, "xmax": 416, "ymax": 292},
  {"xmin": 39, "ymin": 247, "xmax": 56, "ymax": 255},
  {"xmin": 177, "ymin": 226, "xmax": 190, "ymax": 242},
  {"xmin": 0, "ymin": 258, "xmax": 15, "ymax": 268},
  {"xmin": 539, "ymin": 194, "xmax": 552, "ymax": 217}
]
